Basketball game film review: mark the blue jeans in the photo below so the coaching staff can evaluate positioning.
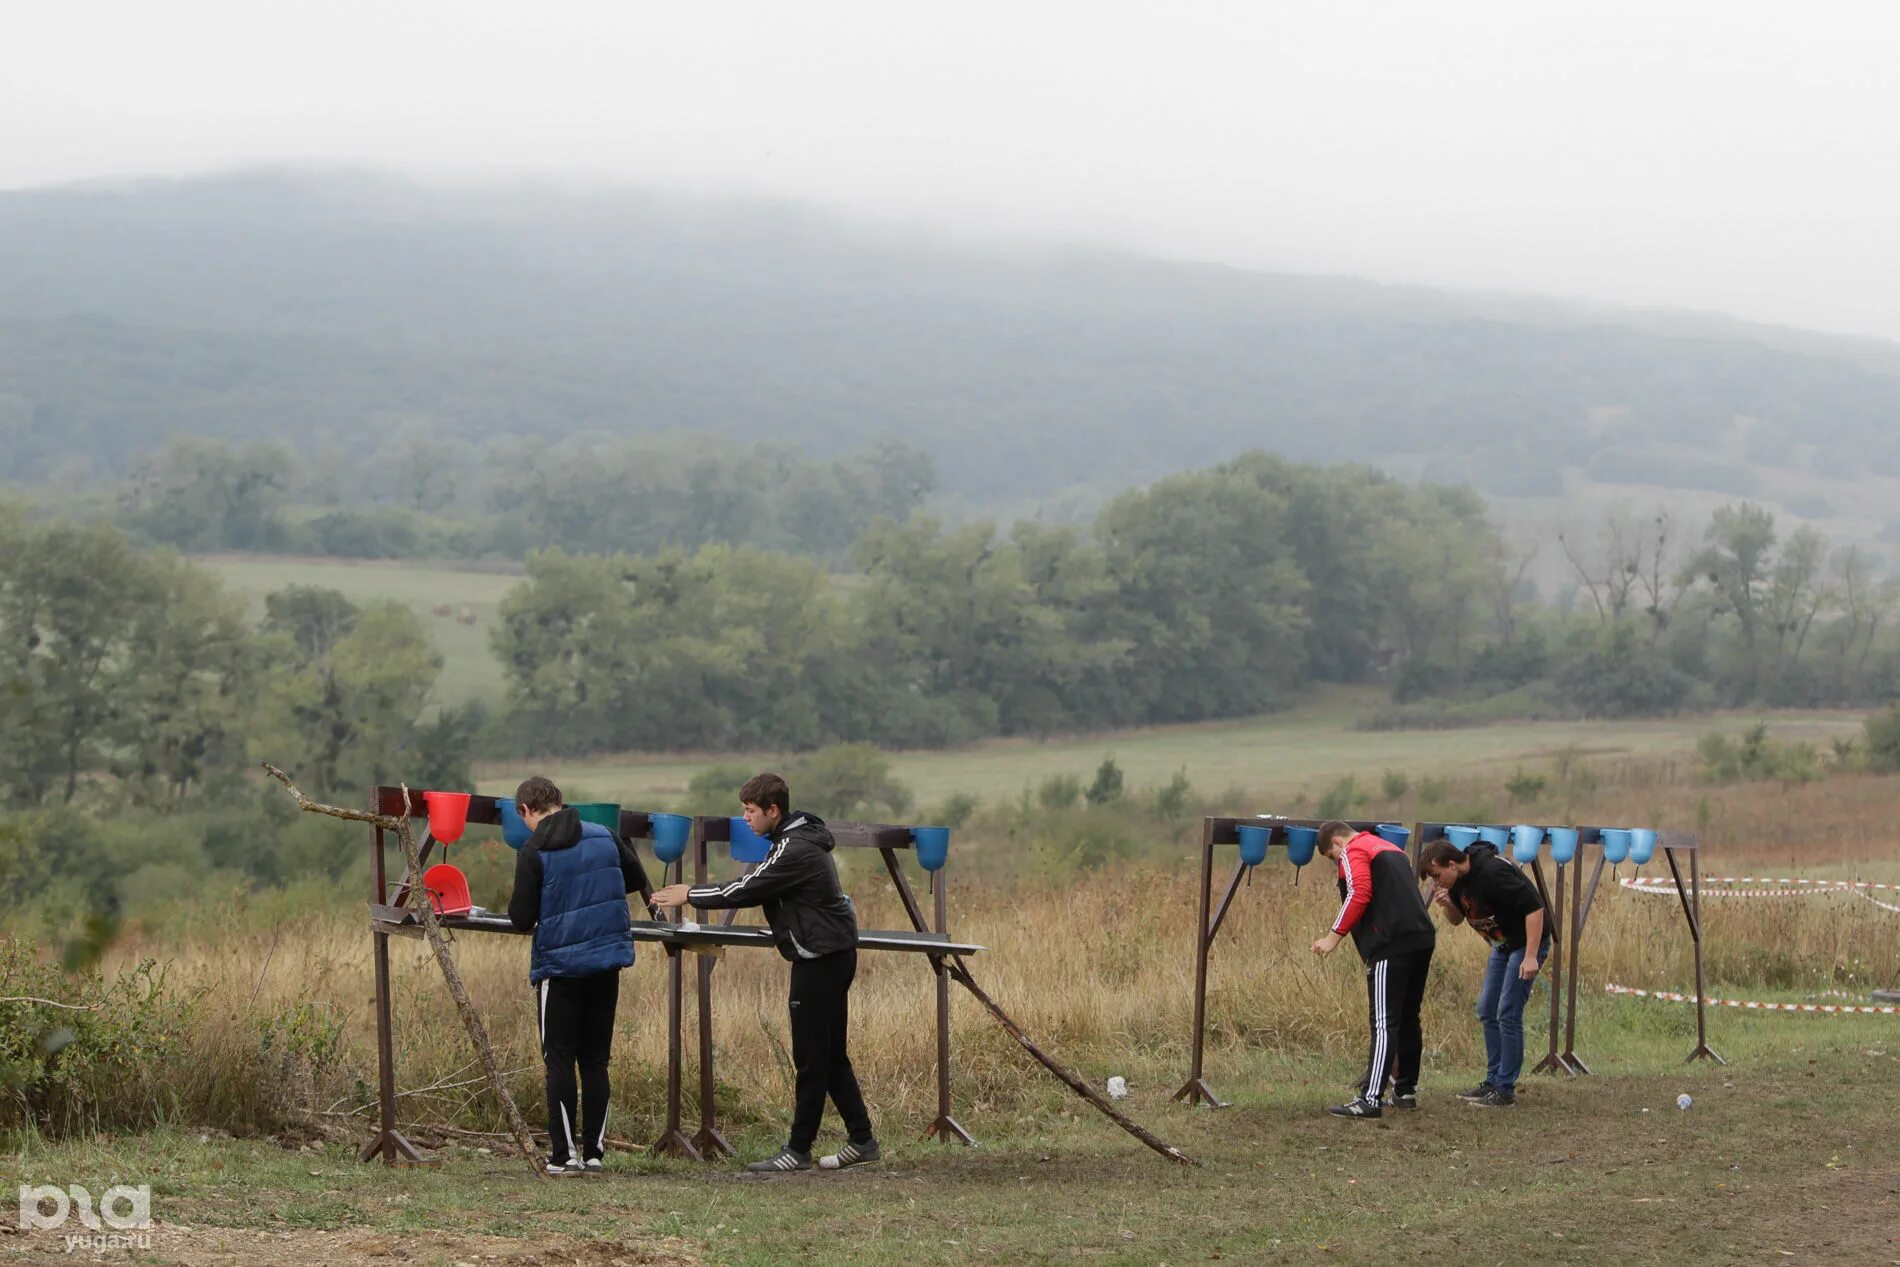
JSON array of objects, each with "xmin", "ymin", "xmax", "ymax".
[{"xmin": 1476, "ymin": 936, "xmax": 1550, "ymax": 1093}]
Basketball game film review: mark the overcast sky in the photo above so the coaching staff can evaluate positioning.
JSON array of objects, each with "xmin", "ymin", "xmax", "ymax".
[{"xmin": 5, "ymin": 1, "xmax": 1897, "ymax": 341}]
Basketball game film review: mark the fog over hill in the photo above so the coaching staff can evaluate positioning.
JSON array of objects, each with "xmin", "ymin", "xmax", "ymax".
[{"xmin": 4, "ymin": 170, "xmax": 1899, "ymax": 537}]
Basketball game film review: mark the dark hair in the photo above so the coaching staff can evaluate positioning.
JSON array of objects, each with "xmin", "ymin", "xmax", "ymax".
[
  {"xmin": 1316, "ymin": 821, "xmax": 1354, "ymax": 854},
  {"xmin": 740, "ymin": 771, "xmax": 791, "ymax": 818},
  {"xmin": 515, "ymin": 775, "xmax": 563, "ymax": 814},
  {"xmin": 1416, "ymin": 839, "xmax": 1463, "ymax": 879}
]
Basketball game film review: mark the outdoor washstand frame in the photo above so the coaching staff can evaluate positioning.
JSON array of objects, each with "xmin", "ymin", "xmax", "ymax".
[
  {"xmin": 649, "ymin": 813, "xmax": 974, "ymax": 1160},
  {"xmin": 358, "ymin": 787, "xmax": 976, "ymax": 1167},
  {"xmin": 1171, "ymin": 816, "xmax": 1722, "ymax": 1110}
]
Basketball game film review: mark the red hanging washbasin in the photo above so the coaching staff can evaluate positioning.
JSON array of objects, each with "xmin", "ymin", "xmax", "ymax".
[{"xmin": 423, "ymin": 790, "xmax": 471, "ymax": 844}]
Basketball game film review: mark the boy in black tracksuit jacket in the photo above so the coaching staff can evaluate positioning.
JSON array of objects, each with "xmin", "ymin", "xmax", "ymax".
[
  {"xmin": 651, "ymin": 772, "xmax": 878, "ymax": 1173},
  {"xmin": 1310, "ymin": 820, "xmax": 1437, "ymax": 1119}
]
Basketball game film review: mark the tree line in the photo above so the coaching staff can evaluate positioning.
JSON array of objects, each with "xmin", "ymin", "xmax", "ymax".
[
  {"xmin": 492, "ymin": 453, "xmax": 1900, "ymax": 753},
  {"xmin": 87, "ymin": 430, "xmax": 935, "ymax": 564}
]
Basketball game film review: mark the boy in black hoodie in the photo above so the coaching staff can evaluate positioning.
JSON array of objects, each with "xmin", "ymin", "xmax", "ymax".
[{"xmin": 651, "ymin": 772, "xmax": 879, "ymax": 1173}]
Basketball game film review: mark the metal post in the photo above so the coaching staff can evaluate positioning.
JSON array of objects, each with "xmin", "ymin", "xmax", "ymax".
[
  {"xmin": 923, "ymin": 868, "xmax": 974, "ymax": 1144},
  {"xmin": 1687, "ymin": 848, "xmax": 1725, "ymax": 1065},
  {"xmin": 652, "ymin": 855, "xmax": 700, "ymax": 1159},
  {"xmin": 1531, "ymin": 857, "xmax": 1565, "ymax": 1075},
  {"xmin": 361, "ymin": 792, "xmax": 426, "ymax": 1165},
  {"xmin": 1171, "ymin": 819, "xmax": 1227, "ymax": 1107},
  {"xmin": 1561, "ymin": 853, "xmax": 1606, "ymax": 1074},
  {"xmin": 688, "ymin": 827, "xmax": 734, "ymax": 1158}
]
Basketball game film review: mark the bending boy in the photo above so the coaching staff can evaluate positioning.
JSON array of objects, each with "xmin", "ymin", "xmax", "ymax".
[
  {"xmin": 507, "ymin": 776, "xmax": 652, "ymax": 1175},
  {"xmin": 1310, "ymin": 820, "xmax": 1437, "ymax": 1119},
  {"xmin": 1416, "ymin": 838, "xmax": 1549, "ymax": 1108},
  {"xmin": 652, "ymin": 772, "xmax": 879, "ymax": 1173}
]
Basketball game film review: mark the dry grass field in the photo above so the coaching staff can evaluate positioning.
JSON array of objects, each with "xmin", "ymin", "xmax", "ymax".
[{"xmin": 7, "ymin": 727, "xmax": 1899, "ymax": 1264}]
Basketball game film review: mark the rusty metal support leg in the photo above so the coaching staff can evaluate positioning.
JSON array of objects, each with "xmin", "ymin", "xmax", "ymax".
[
  {"xmin": 1667, "ymin": 848, "xmax": 1726, "ymax": 1066},
  {"xmin": 1172, "ymin": 821, "xmax": 1228, "ymax": 1108},
  {"xmin": 922, "ymin": 870, "xmax": 974, "ymax": 1145},
  {"xmin": 1531, "ymin": 858, "xmax": 1566, "ymax": 1075},
  {"xmin": 653, "ymin": 855, "xmax": 701, "ymax": 1159},
  {"xmin": 1561, "ymin": 854, "xmax": 1605, "ymax": 1074},
  {"xmin": 361, "ymin": 814, "xmax": 429, "ymax": 1166}
]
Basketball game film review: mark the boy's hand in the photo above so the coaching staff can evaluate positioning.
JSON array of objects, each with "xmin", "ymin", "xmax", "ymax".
[
  {"xmin": 1518, "ymin": 954, "xmax": 1541, "ymax": 980},
  {"xmin": 650, "ymin": 884, "xmax": 692, "ymax": 910},
  {"xmin": 1431, "ymin": 886, "xmax": 1453, "ymax": 910},
  {"xmin": 1311, "ymin": 932, "xmax": 1343, "ymax": 957}
]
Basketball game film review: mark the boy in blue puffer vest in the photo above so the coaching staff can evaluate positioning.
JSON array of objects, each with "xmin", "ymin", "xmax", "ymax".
[{"xmin": 507, "ymin": 776, "xmax": 651, "ymax": 1175}]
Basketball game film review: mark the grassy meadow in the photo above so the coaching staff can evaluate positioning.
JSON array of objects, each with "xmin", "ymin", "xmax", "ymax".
[
  {"xmin": 7, "ymin": 708, "xmax": 1900, "ymax": 1264},
  {"xmin": 479, "ymin": 694, "xmax": 1866, "ymax": 808},
  {"xmin": 196, "ymin": 554, "xmax": 521, "ymax": 709}
]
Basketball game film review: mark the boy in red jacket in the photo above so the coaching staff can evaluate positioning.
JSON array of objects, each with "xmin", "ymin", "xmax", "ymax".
[{"xmin": 1310, "ymin": 821, "xmax": 1437, "ymax": 1119}]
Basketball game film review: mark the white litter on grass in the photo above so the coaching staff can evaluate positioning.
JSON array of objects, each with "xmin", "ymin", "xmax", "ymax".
[
  {"xmin": 1677, "ymin": 1093, "xmax": 1693, "ymax": 1110},
  {"xmin": 1106, "ymin": 1076, "xmax": 1129, "ymax": 1100},
  {"xmin": 678, "ymin": 920, "xmax": 701, "ymax": 932}
]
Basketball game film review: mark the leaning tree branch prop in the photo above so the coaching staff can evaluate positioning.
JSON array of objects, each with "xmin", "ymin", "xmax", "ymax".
[
  {"xmin": 943, "ymin": 956, "xmax": 1197, "ymax": 1167},
  {"xmin": 261, "ymin": 763, "xmax": 546, "ymax": 1178}
]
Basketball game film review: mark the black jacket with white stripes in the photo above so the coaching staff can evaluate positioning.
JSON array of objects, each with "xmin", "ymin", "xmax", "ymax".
[{"xmin": 685, "ymin": 811, "xmax": 858, "ymax": 962}]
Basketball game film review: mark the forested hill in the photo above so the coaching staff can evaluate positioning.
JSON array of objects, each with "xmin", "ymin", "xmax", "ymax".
[{"xmin": 5, "ymin": 169, "xmax": 1900, "ymax": 507}]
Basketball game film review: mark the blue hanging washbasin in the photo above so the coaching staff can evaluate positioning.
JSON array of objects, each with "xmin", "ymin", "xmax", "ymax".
[
  {"xmin": 496, "ymin": 796, "xmax": 531, "ymax": 849},
  {"xmin": 729, "ymin": 816, "xmax": 772, "ymax": 864},
  {"xmin": 1376, "ymin": 822, "xmax": 1410, "ymax": 848},
  {"xmin": 1547, "ymin": 826, "xmax": 1579, "ymax": 865},
  {"xmin": 1285, "ymin": 824, "xmax": 1318, "ymax": 867},
  {"xmin": 1600, "ymin": 828, "xmax": 1632, "ymax": 864},
  {"xmin": 649, "ymin": 812, "xmax": 691, "ymax": 864},
  {"xmin": 1628, "ymin": 828, "xmax": 1658, "ymax": 865},
  {"xmin": 1237, "ymin": 824, "xmax": 1271, "ymax": 867},
  {"xmin": 1445, "ymin": 825, "xmax": 1481, "ymax": 851},
  {"xmin": 1510, "ymin": 824, "xmax": 1543, "ymax": 864},
  {"xmin": 1478, "ymin": 825, "xmax": 1511, "ymax": 848},
  {"xmin": 912, "ymin": 825, "xmax": 951, "ymax": 872}
]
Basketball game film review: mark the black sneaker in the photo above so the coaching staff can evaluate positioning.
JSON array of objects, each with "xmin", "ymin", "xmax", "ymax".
[
  {"xmin": 1456, "ymin": 1082, "xmax": 1496, "ymax": 1101},
  {"xmin": 746, "ymin": 1147, "xmax": 813, "ymax": 1173},
  {"xmin": 544, "ymin": 1158, "xmax": 583, "ymax": 1177},
  {"xmin": 1468, "ymin": 1088, "xmax": 1516, "ymax": 1108},
  {"xmin": 1326, "ymin": 1098, "xmax": 1382, "ymax": 1120},
  {"xmin": 581, "ymin": 1157, "xmax": 604, "ymax": 1174},
  {"xmin": 818, "ymin": 1138, "xmax": 881, "ymax": 1170},
  {"xmin": 1392, "ymin": 1093, "xmax": 1419, "ymax": 1110}
]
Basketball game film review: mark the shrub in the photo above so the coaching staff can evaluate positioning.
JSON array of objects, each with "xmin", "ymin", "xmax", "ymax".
[
  {"xmin": 1381, "ymin": 770, "xmax": 1410, "ymax": 800},
  {"xmin": 1315, "ymin": 775, "xmax": 1360, "ymax": 818},
  {"xmin": 932, "ymin": 791, "xmax": 981, "ymax": 829},
  {"xmin": 1085, "ymin": 757, "xmax": 1126, "ymax": 806},
  {"xmin": 1504, "ymin": 768, "xmax": 1548, "ymax": 803},
  {"xmin": 1037, "ymin": 773, "xmax": 1083, "ymax": 811},
  {"xmin": 1154, "ymin": 769, "xmax": 1193, "ymax": 819},
  {"xmin": 788, "ymin": 744, "xmax": 914, "ymax": 820},
  {"xmin": 0, "ymin": 940, "xmax": 192, "ymax": 1134},
  {"xmin": 1864, "ymin": 705, "xmax": 1900, "ymax": 773}
]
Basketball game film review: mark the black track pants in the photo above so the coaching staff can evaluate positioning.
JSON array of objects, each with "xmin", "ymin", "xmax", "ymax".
[
  {"xmin": 537, "ymin": 970, "xmax": 619, "ymax": 1164},
  {"xmin": 787, "ymin": 949, "xmax": 873, "ymax": 1153},
  {"xmin": 1361, "ymin": 946, "xmax": 1433, "ymax": 1103}
]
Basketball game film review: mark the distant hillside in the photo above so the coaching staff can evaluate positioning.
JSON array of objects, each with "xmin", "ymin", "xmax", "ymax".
[{"xmin": 4, "ymin": 169, "xmax": 1899, "ymax": 527}]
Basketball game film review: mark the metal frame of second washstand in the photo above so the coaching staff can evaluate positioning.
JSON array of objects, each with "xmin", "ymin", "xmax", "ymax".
[
  {"xmin": 660, "ymin": 813, "xmax": 978, "ymax": 1160},
  {"xmin": 1173, "ymin": 816, "xmax": 1410, "ymax": 1109},
  {"xmin": 1410, "ymin": 820, "xmax": 1724, "ymax": 1073}
]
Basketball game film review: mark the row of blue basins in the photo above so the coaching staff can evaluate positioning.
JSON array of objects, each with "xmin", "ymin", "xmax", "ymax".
[
  {"xmin": 488, "ymin": 800, "xmax": 952, "ymax": 871},
  {"xmin": 1235, "ymin": 822, "xmax": 1658, "ymax": 868}
]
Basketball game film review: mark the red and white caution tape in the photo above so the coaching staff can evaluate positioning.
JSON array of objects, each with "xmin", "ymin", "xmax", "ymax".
[
  {"xmin": 1605, "ymin": 982, "xmax": 1900, "ymax": 1015},
  {"xmin": 1619, "ymin": 876, "xmax": 1900, "ymax": 903}
]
